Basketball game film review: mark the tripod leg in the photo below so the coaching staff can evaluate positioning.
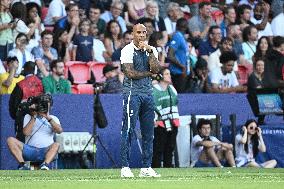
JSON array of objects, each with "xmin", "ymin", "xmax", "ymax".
[{"xmin": 96, "ymin": 135, "xmax": 118, "ymax": 168}]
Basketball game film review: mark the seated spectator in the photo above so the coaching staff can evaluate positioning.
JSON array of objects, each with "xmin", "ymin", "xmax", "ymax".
[
  {"xmin": 7, "ymin": 94, "xmax": 63, "ymax": 170},
  {"xmin": 148, "ymin": 31, "xmax": 166, "ymax": 66},
  {"xmin": 0, "ymin": 56, "xmax": 24, "ymax": 94},
  {"xmin": 52, "ymin": 28, "xmax": 71, "ymax": 62},
  {"xmin": 103, "ymin": 20, "xmax": 123, "ymax": 61},
  {"xmin": 44, "ymin": 0, "xmax": 68, "ymax": 26},
  {"xmin": 8, "ymin": 33, "xmax": 35, "ymax": 75},
  {"xmin": 53, "ymin": 3, "xmax": 80, "ymax": 43},
  {"xmin": 25, "ymin": 2, "xmax": 45, "ymax": 52},
  {"xmin": 102, "ymin": 64, "xmax": 123, "ymax": 93},
  {"xmin": 42, "ymin": 60, "xmax": 71, "ymax": 94},
  {"xmin": 187, "ymin": 57, "xmax": 210, "ymax": 93},
  {"xmin": 112, "ymin": 30, "xmax": 133, "ymax": 62},
  {"xmin": 9, "ymin": 61, "xmax": 43, "ymax": 142},
  {"xmin": 72, "ymin": 19, "xmax": 94, "ymax": 62},
  {"xmin": 198, "ymin": 26, "xmax": 221, "ymax": 62},
  {"xmin": 271, "ymin": 3, "xmax": 284, "ymax": 37},
  {"xmin": 208, "ymin": 37, "xmax": 238, "ymax": 73},
  {"xmin": 248, "ymin": 58, "xmax": 265, "ymax": 91},
  {"xmin": 0, "ymin": 0, "xmax": 14, "ymax": 61},
  {"xmin": 235, "ymin": 4, "xmax": 254, "ymax": 31},
  {"xmin": 88, "ymin": 4, "xmax": 106, "ymax": 40},
  {"xmin": 32, "ymin": 30, "xmax": 58, "ymax": 78},
  {"xmin": 209, "ymin": 51, "xmax": 247, "ymax": 93},
  {"xmin": 90, "ymin": 23, "xmax": 108, "ymax": 63},
  {"xmin": 136, "ymin": 17, "xmax": 155, "ymax": 42},
  {"xmin": 191, "ymin": 118, "xmax": 236, "ymax": 167},
  {"xmin": 10, "ymin": 2, "xmax": 40, "ymax": 42},
  {"xmin": 235, "ymin": 119, "xmax": 277, "ymax": 168},
  {"xmin": 220, "ymin": 5, "xmax": 236, "ymax": 38},
  {"xmin": 188, "ymin": 2, "xmax": 216, "ymax": 41},
  {"xmin": 152, "ymin": 68, "xmax": 180, "ymax": 168},
  {"xmin": 100, "ymin": 1, "xmax": 127, "ymax": 33},
  {"xmin": 242, "ymin": 25, "xmax": 258, "ymax": 64},
  {"xmin": 164, "ymin": 2, "xmax": 183, "ymax": 37},
  {"xmin": 127, "ymin": 0, "xmax": 147, "ymax": 24},
  {"xmin": 252, "ymin": 36, "xmax": 272, "ymax": 63}
]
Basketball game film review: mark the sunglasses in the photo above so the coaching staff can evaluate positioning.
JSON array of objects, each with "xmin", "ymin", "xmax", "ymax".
[{"xmin": 249, "ymin": 126, "xmax": 258, "ymax": 131}]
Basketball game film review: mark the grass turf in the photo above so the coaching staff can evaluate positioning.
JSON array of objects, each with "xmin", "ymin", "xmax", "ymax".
[{"xmin": 0, "ymin": 168, "xmax": 284, "ymax": 189}]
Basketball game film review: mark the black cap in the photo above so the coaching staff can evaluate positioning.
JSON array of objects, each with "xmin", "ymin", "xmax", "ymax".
[
  {"xmin": 195, "ymin": 57, "xmax": 208, "ymax": 69},
  {"xmin": 103, "ymin": 64, "xmax": 118, "ymax": 76}
]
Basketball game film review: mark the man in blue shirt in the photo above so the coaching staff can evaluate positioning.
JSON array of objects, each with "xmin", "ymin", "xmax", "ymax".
[{"xmin": 168, "ymin": 18, "xmax": 190, "ymax": 93}]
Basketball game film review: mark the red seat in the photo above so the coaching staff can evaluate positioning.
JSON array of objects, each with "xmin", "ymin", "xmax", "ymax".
[
  {"xmin": 75, "ymin": 84, "xmax": 94, "ymax": 94},
  {"xmin": 238, "ymin": 65, "xmax": 251, "ymax": 85},
  {"xmin": 41, "ymin": 7, "xmax": 49, "ymax": 21},
  {"xmin": 87, "ymin": 62, "xmax": 106, "ymax": 83},
  {"xmin": 71, "ymin": 85, "xmax": 79, "ymax": 94},
  {"xmin": 65, "ymin": 61, "xmax": 90, "ymax": 84}
]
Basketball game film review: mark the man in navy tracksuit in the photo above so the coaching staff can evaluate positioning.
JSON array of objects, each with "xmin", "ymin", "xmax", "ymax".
[{"xmin": 120, "ymin": 24, "xmax": 161, "ymax": 178}]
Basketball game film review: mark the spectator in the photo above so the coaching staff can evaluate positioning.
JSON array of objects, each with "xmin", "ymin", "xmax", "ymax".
[
  {"xmin": 25, "ymin": 2, "xmax": 45, "ymax": 52},
  {"xmin": 32, "ymin": 30, "xmax": 58, "ymax": 78},
  {"xmin": 9, "ymin": 61, "xmax": 43, "ymax": 142},
  {"xmin": 44, "ymin": 0, "xmax": 69, "ymax": 26},
  {"xmin": 127, "ymin": 0, "xmax": 147, "ymax": 23},
  {"xmin": 0, "ymin": 56, "xmax": 24, "ymax": 94},
  {"xmin": 112, "ymin": 30, "xmax": 133, "ymax": 62},
  {"xmin": 8, "ymin": 33, "xmax": 35, "ymax": 75},
  {"xmin": 263, "ymin": 36, "xmax": 284, "ymax": 89},
  {"xmin": 102, "ymin": 64, "xmax": 123, "ymax": 93},
  {"xmin": 235, "ymin": 119, "xmax": 277, "ymax": 168},
  {"xmin": 198, "ymin": 26, "xmax": 221, "ymax": 62},
  {"xmin": 72, "ymin": 19, "xmax": 94, "ymax": 62},
  {"xmin": 220, "ymin": 5, "xmax": 236, "ymax": 38},
  {"xmin": 53, "ymin": 3, "xmax": 80, "ymax": 43},
  {"xmin": 90, "ymin": 22, "xmax": 108, "ymax": 63},
  {"xmin": 10, "ymin": 2, "xmax": 40, "ymax": 41},
  {"xmin": 152, "ymin": 68, "xmax": 180, "ymax": 168},
  {"xmin": 7, "ymin": 94, "xmax": 63, "ymax": 170},
  {"xmin": 42, "ymin": 60, "xmax": 71, "ymax": 94},
  {"xmin": 250, "ymin": 2, "xmax": 272, "ymax": 39},
  {"xmin": 104, "ymin": 20, "xmax": 123, "ymax": 61},
  {"xmin": 252, "ymin": 36, "xmax": 272, "ymax": 62},
  {"xmin": 242, "ymin": 25, "xmax": 258, "ymax": 64},
  {"xmin": 0, "ymin": 0, "xmax": 15, "ymax": 60},
  {"xmin": 187, "ymin": 57, "xmax": 210, "ymax": 93},
  {"xmin": 188, "ymin": 2, "xmax": 216, "ymax": 41},
  {"xmin": 164, "ymin": 2, "xmax": 183, "ymax": 37},
  {"xmin": 208, "ymin": 37, "xmax": 238, "ymax": 73},
  {"xmin": 148, "ymin": 31, "xmax": 166, "ymax": 66},
  {"xmin": 235, "ymin": 4, "xmax": 254, "ymax": 31},
  {"xmin": 188, "ymin": 0, "xmax": 210, "ymax": 17},
  {"xmin": 209, "ymin": 51, "xmax": 247, "ymax": 93},
  {"xmin": 238, "ymin": 0, "xmax": 258, "ymax": 10},
  {"xmin": 144, "ymin": 0, "xmax": 168, "ymax": 44},
  {"xmin": 247, "ymin": 58, "xmax": 265, "ymax": 91},
  {"xmin": 88, "ymin": 4, "xmax": 106, "ymax": 40},
  {"xmin": 271, "ymin": 3, "xmax": 284, "ymax": 37},
  {"xmin": 191, "ymin": 118, "xmax": 236, "ymax": 167},
  {"xmin": 52, "ymin": 28, "xmax": 71, "ymax": 62},
  {"xmin": 271, "ymin": 0, "xmax": 284, "ymax": 18},
  {"xmin": 167, "ymin": 18, "xmax": 190, "ymax": 93},
  {"xmin": 100, "ymin": 1, "xmax": 127, "ymax": 33}
]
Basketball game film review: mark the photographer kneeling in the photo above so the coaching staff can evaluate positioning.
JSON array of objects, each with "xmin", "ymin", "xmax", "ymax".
[{"xmin": 7, "ymin": 94, "xmax": 63, "ymax": 170}]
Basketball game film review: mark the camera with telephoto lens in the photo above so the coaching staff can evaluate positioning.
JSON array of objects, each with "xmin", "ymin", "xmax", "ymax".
[{"xmin": 18, "ymin": 94, "xmax": 52, "ymax": 114}]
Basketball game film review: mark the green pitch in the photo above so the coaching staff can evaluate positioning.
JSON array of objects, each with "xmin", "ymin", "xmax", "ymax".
[{"xmin": 0, "ymin": 168, "xmax": 283, "ymax": 189}]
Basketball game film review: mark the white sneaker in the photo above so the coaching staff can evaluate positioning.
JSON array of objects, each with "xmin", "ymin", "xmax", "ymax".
[
  {"xmin": 139, "ymin": 167, "xmax": 161, "ymax": 177},
  {"xmin": 121, "ymin": 167, "xmax": 134, "ymax": 178}
]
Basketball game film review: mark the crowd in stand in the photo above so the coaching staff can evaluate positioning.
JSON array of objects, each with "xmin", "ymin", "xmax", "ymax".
[{"xmin": 0, "ymin": 0, "xmax": 284, "ymax": 95}]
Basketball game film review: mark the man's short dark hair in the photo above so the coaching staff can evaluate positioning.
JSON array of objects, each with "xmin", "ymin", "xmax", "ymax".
[
  {"xmin": 220, "ymin": 51, "xmax": 237, "ymax": 64},
  {"xmin": 242, "ymin": 25, "xmax": 256, "ymax": 42},
  {"xmin": 221, "ymin": 37, "xmax": 233, "ymax": 45},
  {"xmin": 237, "ymin": 4, "xmax": 252, "ymax": 16},
  {"xmin": 50, "ymin": 60, "xmax": 63, "ymax": 71},
  {"xmin": 41, "ymin": 30, "xmax": 53, "ymax": 38},
  {"xmin": 65, "ymin": 3, "xmax": 78, "ymax": 12},
  {"xmin": 136, "ymin": 17, "xmax": 154, "ymax": 26},
  {"xmin": 197, "ymin": 118, "xmax": 212, "ymax": 131},
  {"xmin": 123, "ymin": 30, "xmax": 132, "ymax": 38},
  {"xmin": 273, "ymin": 36, "xmax": 284, "ymax": 48},
  {"xmin": 22, "ymin": 61, "xmax": 36, "ymax": 76},
  {"xmin": 199, "ymin": 2, "xmax": 211, "ymax": 10},
  {"xmin": 176, "ymin": 18, "xmax": 188, "ymax": 31},
  {"xmin": 209, "ymin": 25, "xmax": 220, "ymax": 35},
  {"xmin": 223, "ymin": 5, "xmax": 235, "ymax": 15}
]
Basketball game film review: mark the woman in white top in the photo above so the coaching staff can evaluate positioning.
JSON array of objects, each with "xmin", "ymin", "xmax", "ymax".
[{"xmin": 235, "ymin": 119, "xmax": 277, "ymax": 168}]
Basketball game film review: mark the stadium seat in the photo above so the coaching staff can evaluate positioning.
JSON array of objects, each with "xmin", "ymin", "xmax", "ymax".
[
  {"xmin": 76, "ymin": 84, "xmax": 94, "ymax": 94},
  {"xmin": 237, "ymin": 65, "xmax": 252, "ymax": 85},
  {"xmin": 41, "ymin": 7, "xmax": 48, "ymax": 21},
  {"xmin": 71, "ymin": 85, "xmax": 79, "ymax": 94},
  {"xmin": 65, "ymin": 61, "xmax": 90, "ymax": 84},
  {"xmin": 87, "ymin": 62, "xmax": 106, "ymax": 83}
]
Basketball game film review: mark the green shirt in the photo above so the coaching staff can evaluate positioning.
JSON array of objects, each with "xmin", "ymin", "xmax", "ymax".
[
  {"xmin": 0, "ymin": 12, "xmax": 14, "ymax": 45},
  {"xmin": 42, "ymin": 75, "xmax": 71, "ymax": 94}
]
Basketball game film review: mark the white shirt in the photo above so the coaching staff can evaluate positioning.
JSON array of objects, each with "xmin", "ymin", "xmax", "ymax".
[
  {"xmin": 44, "ymin": 0, "xmax": 66, "ymax": 25},
  {"xmin": 23, "ymin": 114, "xmax": 60, "ymax": 148},
  {"xmin": 8, "ymin": 48, "xmax": 35, "ymax": 75},
  {"xmin": 250, "ymin": 17, "xmax": 273, "ymax": 39},
  {"xmin": 208, "ymin": 49, "xmax": 238, "ymax": 72},
  {"xmin": 191, "ymin": 135, "xmax": 220, "ymax": 167},
  {"xmin": 0, "ymin": 59, "xmax": 6, "ymax": 74},
  {"xmin": 242, "ymin": 41, "xmax": 256, "ymax": 64},
  {"xmin": 164, "ymin": 17, "xmax": 176, "ymax": 35},
  {"xmin": 271, "ymin": 13, "xmax": 284, "ymax": 37},
  {"xmin": 209, "ymin": 67, "xmax": 239, "ymax": 88},
  {"xmin": 13, "ymin": 19, "xmax": 30, "ymax": 42},
  {"xmin": 93, "ymin": 38, "xmax": 106, "ymax": 62}
]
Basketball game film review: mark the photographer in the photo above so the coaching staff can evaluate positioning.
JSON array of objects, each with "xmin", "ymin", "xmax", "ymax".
[
  {"xmin": 7, "ymin": 94, "xmax": 63, "ymax": 170},
  {"xmin": 235, "ymin": 119, "xmax": 277, "ymax": 168},
  {"xmin": 191, "ymin": 118, "xmax": 236, "ymax": 167}
]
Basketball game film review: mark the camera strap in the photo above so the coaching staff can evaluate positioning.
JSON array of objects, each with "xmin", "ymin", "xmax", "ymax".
[{"xmin": 25, "ymin": 116, "xmax": 47, "ymax": 145}]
